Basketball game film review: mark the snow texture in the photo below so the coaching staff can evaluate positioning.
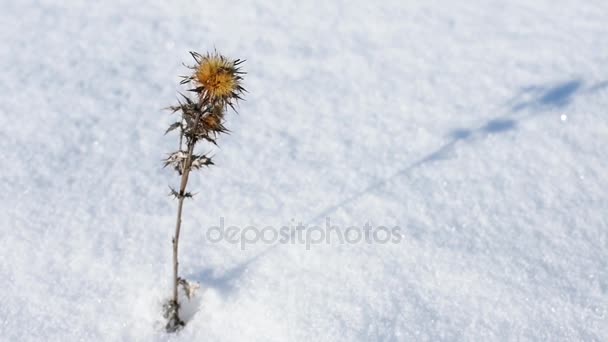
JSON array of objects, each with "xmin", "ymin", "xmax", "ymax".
[{"xmin": 1, "ymin": 0, "xmax": 607, "ymax": 341}]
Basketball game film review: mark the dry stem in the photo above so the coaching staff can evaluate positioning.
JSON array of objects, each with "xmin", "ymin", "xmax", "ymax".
[{"xmin": 167, "ymin": 110, "xmax": 203, "ymax": 332}]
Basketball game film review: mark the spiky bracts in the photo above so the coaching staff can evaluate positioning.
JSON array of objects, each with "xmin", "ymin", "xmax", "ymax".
[
  {"xmin": 164, "ymin": 51, "xmax": 245, "ymax": 332},
  {"xmin": 181, "ymin": 51, "xmax": 245, "ymax": 109},
  {"xmin": 167, "ymin": 51, "xmax": 245, "ymax": 169}
]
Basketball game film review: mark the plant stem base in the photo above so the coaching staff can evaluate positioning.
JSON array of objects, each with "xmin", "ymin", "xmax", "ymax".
[{"xmin": 164, "ymin": 299, "xmax": 185, "ymax": 332}]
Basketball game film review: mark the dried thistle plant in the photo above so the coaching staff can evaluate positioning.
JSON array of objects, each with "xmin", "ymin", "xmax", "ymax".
[{"xmin": 163, "ymin": 51, "xmax": 245, "ymax": 332}]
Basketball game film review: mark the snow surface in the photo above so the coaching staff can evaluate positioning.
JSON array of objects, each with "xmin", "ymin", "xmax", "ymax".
[{"xmin": 1, "ymin": 0, "xmax": 608, "ymax": 341}]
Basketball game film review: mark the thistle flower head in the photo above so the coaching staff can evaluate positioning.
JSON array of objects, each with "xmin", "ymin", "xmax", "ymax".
[
  {"xmin": 201, "ymin": 104, "xmax": 227, "ymax": 134},
  {"xmin": 188, "ymin": 51, "xmax": 245, "ymax": 104}
]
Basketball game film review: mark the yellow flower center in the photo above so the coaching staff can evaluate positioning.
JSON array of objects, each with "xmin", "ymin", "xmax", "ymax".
[{"xmin": 194, "ymin": 57, "xmax": 237, "ymax": 99}]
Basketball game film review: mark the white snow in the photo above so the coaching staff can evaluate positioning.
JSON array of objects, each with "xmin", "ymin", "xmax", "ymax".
[{"xmin": 1, "ymin": 0, "xmax": 607, "ymax": 341}]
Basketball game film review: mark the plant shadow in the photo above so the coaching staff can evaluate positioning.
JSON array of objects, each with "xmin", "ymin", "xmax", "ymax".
[
  {"xmin": 510, "ymin": 80, "xmax": 581, "ymax": 111},
  {"xmin": 191, "ymin": 77, "xmax": 607, "ymax": 296},
  {"xmin": 508, "ymin": 78, "xmax": 607, "ymax": 112},
  {"xmin": 280, "ymin": 78, "xmax": 606, "ymax": 240}
]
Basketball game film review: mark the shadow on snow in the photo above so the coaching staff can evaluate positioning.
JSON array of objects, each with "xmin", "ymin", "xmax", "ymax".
[{"xmin": 191, "ymin": 78, "xmax": 607, "ymax": 296}]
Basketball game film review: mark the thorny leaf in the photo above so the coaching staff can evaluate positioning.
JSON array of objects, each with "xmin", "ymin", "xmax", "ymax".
[
  {"xmin": 188, "ymin": 86, "xmax": 205, "ymax": 94},
  {"xmin": 191, "ymin": 154, "xmax": 214, "ymax": 170},
  {"xmin": 164, "ymin": 151, "xmax": 188, "ymax": 174},
  {"xmin": 168, "ymin": 187, "xmax": 195, "ymax": 199},
  {"xmin": 200, "ymin": 135, "xmax": 218, "ymax": 146},
  {"xmin": 178, "ymin": 277, "xmax": 200, "ymax": 300},
  {"xmin": 165, "ymin": 122, "xmax": 182, "ymax": 135},
  {"xmin": 165, "ymin": 105, "xmax": 181, "ymax": 113},
  {"xmin": 179, "ymin": 76, "xmax": 192, "ymax": 85},
  {"xmin": 189, "ymin": 51, "xmax": 203, "ymax": 64},
  {"xmin": 163, "ymin": 151, "xmax": 187, "ymax": 167},
  {"xmin": 179, "ymin": 93, "xmax": 195, "ymax": 105}
]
